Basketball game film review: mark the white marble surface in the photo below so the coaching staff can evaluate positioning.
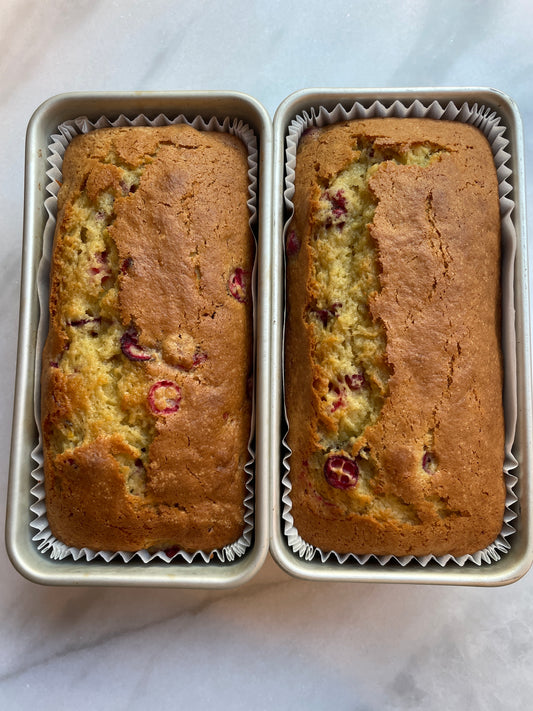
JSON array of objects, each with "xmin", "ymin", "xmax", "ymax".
[{"xmin": 2, "ymin": 1, "xmax": 533, "ymax": 708}]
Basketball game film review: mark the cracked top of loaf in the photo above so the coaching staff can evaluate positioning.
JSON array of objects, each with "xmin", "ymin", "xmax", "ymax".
[
  {"xmin": 41, "ymin": 124, "xmax": 253, "ymax": 553},
  {"xmin": 285, "ymin": 118, "xmax": 505, "ymax": 557}
]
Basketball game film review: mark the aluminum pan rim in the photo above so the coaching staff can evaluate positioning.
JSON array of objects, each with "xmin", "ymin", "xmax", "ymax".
[
  {"xmin": 270, "ymin": 86, "xmax": 533, "ymax": 586},
  {"xmin": 7, "ymin": 90, "xmax": 272, "ymax": 587}
]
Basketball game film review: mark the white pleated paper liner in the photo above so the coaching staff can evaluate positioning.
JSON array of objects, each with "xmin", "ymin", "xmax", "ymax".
[
  {"xmin": 281, "ymin": 99, "xmax": 518, "ymax": 568},
  {"xmin": 31, "ymin": 113, "xmax": 258, "ymax": 564}
]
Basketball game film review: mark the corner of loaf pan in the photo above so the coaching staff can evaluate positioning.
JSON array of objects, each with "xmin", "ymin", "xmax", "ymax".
[
  {"xmin": 7, "ymin": 91, "xmax": 273, "ymax": 588},
  {"xmin": 270, "ymin": 87, "xmax": 533, "ymax": 586}
]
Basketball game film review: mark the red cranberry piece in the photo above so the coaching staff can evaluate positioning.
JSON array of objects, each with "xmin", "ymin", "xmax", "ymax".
[
  {"xmin": 323, "ymin": 189, "xmax": 347, "ymax": 218},
  {"xmin": 148, "ymin": 380, "xmax": 181, "ymax": 415},
  {"xmin": 422, "ymin": 451, "xmax": 437, "ymax": 474},
  {"xmin": 331, "ymin": 395, "xmax": 345, "ymax": 413},
  {"xmin": 67, "ymin": 316, "xmax": 101, "ymax": 327},
  {"xmin": 325, "ymin": 217, "xmax": 346, "ymax": 231},
  {"xmin": 89, "ymin": 251, "xmax": 112, "ymax": 285},
  {"xmin": 345, "ymin": 372, "xmax": 366, "ymax": 391},
  {"xmin": 330, "ymin": 191, "xmax": 347, "ymax": 217},
  {"xmin": 286, "ymin": 230, "xmax": 300, "ymax": 256},
  {"xmin": 328, "ymin": 382, "xmax": 345, "ymax": 413},
  {"xmin": 315, "ymin": 309, "xmax": 329, "ymax": 327},
  {"xmin": 89, "ymin": 251, "xmax": 108, "ymax": 272},
  {"xmin": 120, "ymin": 257, "xmax": 133, "ymax": 274},
  {"xmin": 164, "ymin": 546, "xmax": 181, "ymax": 558},
  {"xmin": 313, "ymin": 302, "xmax": 342, "ymax": 327},
  {"xmin": 228, "ymin": 268, "xmax": 250, "ymax": 303},
  {"xmin": 120, "ymin": 328, "xmax": 151, "ymax": 362},
  {"xmin": 324, "ymin": 455, "xmax": 359, "ymax": 490},
  {"xmin": 192, "ymin": 351, "xmax": 208, "ymax": 367}
]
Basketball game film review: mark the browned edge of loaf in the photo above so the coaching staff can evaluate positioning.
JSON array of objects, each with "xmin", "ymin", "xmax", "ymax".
[
  {"xmin": 41, "ymin": 124, "xmax": 254, "ymax": 553},
  {"xmin": 285, "ymin": 117, "xmax": 506, "ymax": 558}
]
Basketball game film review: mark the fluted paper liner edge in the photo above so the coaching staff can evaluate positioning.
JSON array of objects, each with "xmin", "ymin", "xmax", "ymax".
[
  {"xmin": 281, "ymin": 99, "xmax": 518, "ymax": 568},
  {"xmin": 31, "ymin": 113, "xmax": 258, "ymax": 565}
]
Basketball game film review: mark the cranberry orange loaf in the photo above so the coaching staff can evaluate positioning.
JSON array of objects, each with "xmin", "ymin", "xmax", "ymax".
[
  {"xmin": 285, "ymin": 118, "xmax": 505, "ymax": 557},
  {"xmin": 42, "ymin": 124, "xmax": 253, "ymax": 553}
]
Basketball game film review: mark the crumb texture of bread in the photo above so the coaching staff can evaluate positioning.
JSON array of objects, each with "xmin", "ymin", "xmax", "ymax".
[
  {"xmin": 285, "ymin": 118, "xmax": 505, "ymax": 557},
  {"xmin": 42, "ymin": 125, "xmax": 253, "ymax": 553}
]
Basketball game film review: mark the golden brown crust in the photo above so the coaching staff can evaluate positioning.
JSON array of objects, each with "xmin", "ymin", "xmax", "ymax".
[
  {"xmin": 42, "ymin": 125, "xmax": 253, "ymax": 553},
  {"xmin": 285, "ymin": 118, "xmax": 505, "ymax": 557}
]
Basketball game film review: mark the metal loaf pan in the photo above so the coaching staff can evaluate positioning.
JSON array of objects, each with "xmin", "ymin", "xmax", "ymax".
[
  {"xmin": 7, "ymin": 91, "xmax": 272, "ymax": 587},
  {"xmin": 270, "ymin": 87, "xmax": 533, "ymax": 586}
]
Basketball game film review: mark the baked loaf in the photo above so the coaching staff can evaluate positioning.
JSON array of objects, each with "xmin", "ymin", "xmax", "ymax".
[
  {"xmin": 285, "ymin": 118, "xmax": 505, "ymax": 557},
  {"xmin": 42, "ymin": 124, "xmax": 253, "ymax": 553}
]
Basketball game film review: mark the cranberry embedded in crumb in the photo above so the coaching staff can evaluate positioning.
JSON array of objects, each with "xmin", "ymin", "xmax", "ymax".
[
  {"xmin": 229, "ymin": 268, "xmax": 250, "ymax": 303},
  {"xmin": 330, "ymin": 191, "xmax": 347, "ymax": 216},
  {"xmin": 68, "ymin": 316, "xmax": 101, "ymax": 327},
  {"xmin": 120, "ymin": 257, "xmax": 133, "ymax": 274},
  {"xmin": 164, "ymin": 546, "xmax": 181, "ymax": 558},
  {"xmin": 88, "ymin": 251, "xmax": 112, "ymax": 286},
  {"xmin": 312, "ymin": 302, "xmax": 342, "ymax": 327},
  {"xmin": 422, "ymin": 451, "xmax": 437, "ymax": 474},
  {"xmin": 324, "ymin": 455, "xmax": 359, "ymax": 490},
  {"xmin": 315, "ymin": 309, "xmax": 329, "ymax": 327},
  {"xmin": 323, "ymin": 189, "xmax": 347, "ymax": 218},
  {"xmin": 345, "ymin": 372, "xmax": 366, "ymax": 391},
  {"xmin": 331, "ymin": 395, "xmax": 345, "ymax": 413},
  {"xmin": 286, "ymin": 230, "xmax": 300, "ymax": 256},
  {"xmin": 192, "ymin": 351, "xmax": 208, "ymax": 367},
  {"xmin": 120, "ymin": 327, "xmax": 151, "ymax": 362},
  {"xmin": 148, "ymin": 380, "xmax": 181, "ymax": 415},
  {"xmin": 328, "ymin": 381, "xmax": 345, "ymax": 412}
]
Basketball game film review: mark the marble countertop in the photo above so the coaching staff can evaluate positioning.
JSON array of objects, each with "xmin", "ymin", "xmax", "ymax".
[{"xmin": 2, "ymin": 1, "xmax": 533, "ymax": 708}]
